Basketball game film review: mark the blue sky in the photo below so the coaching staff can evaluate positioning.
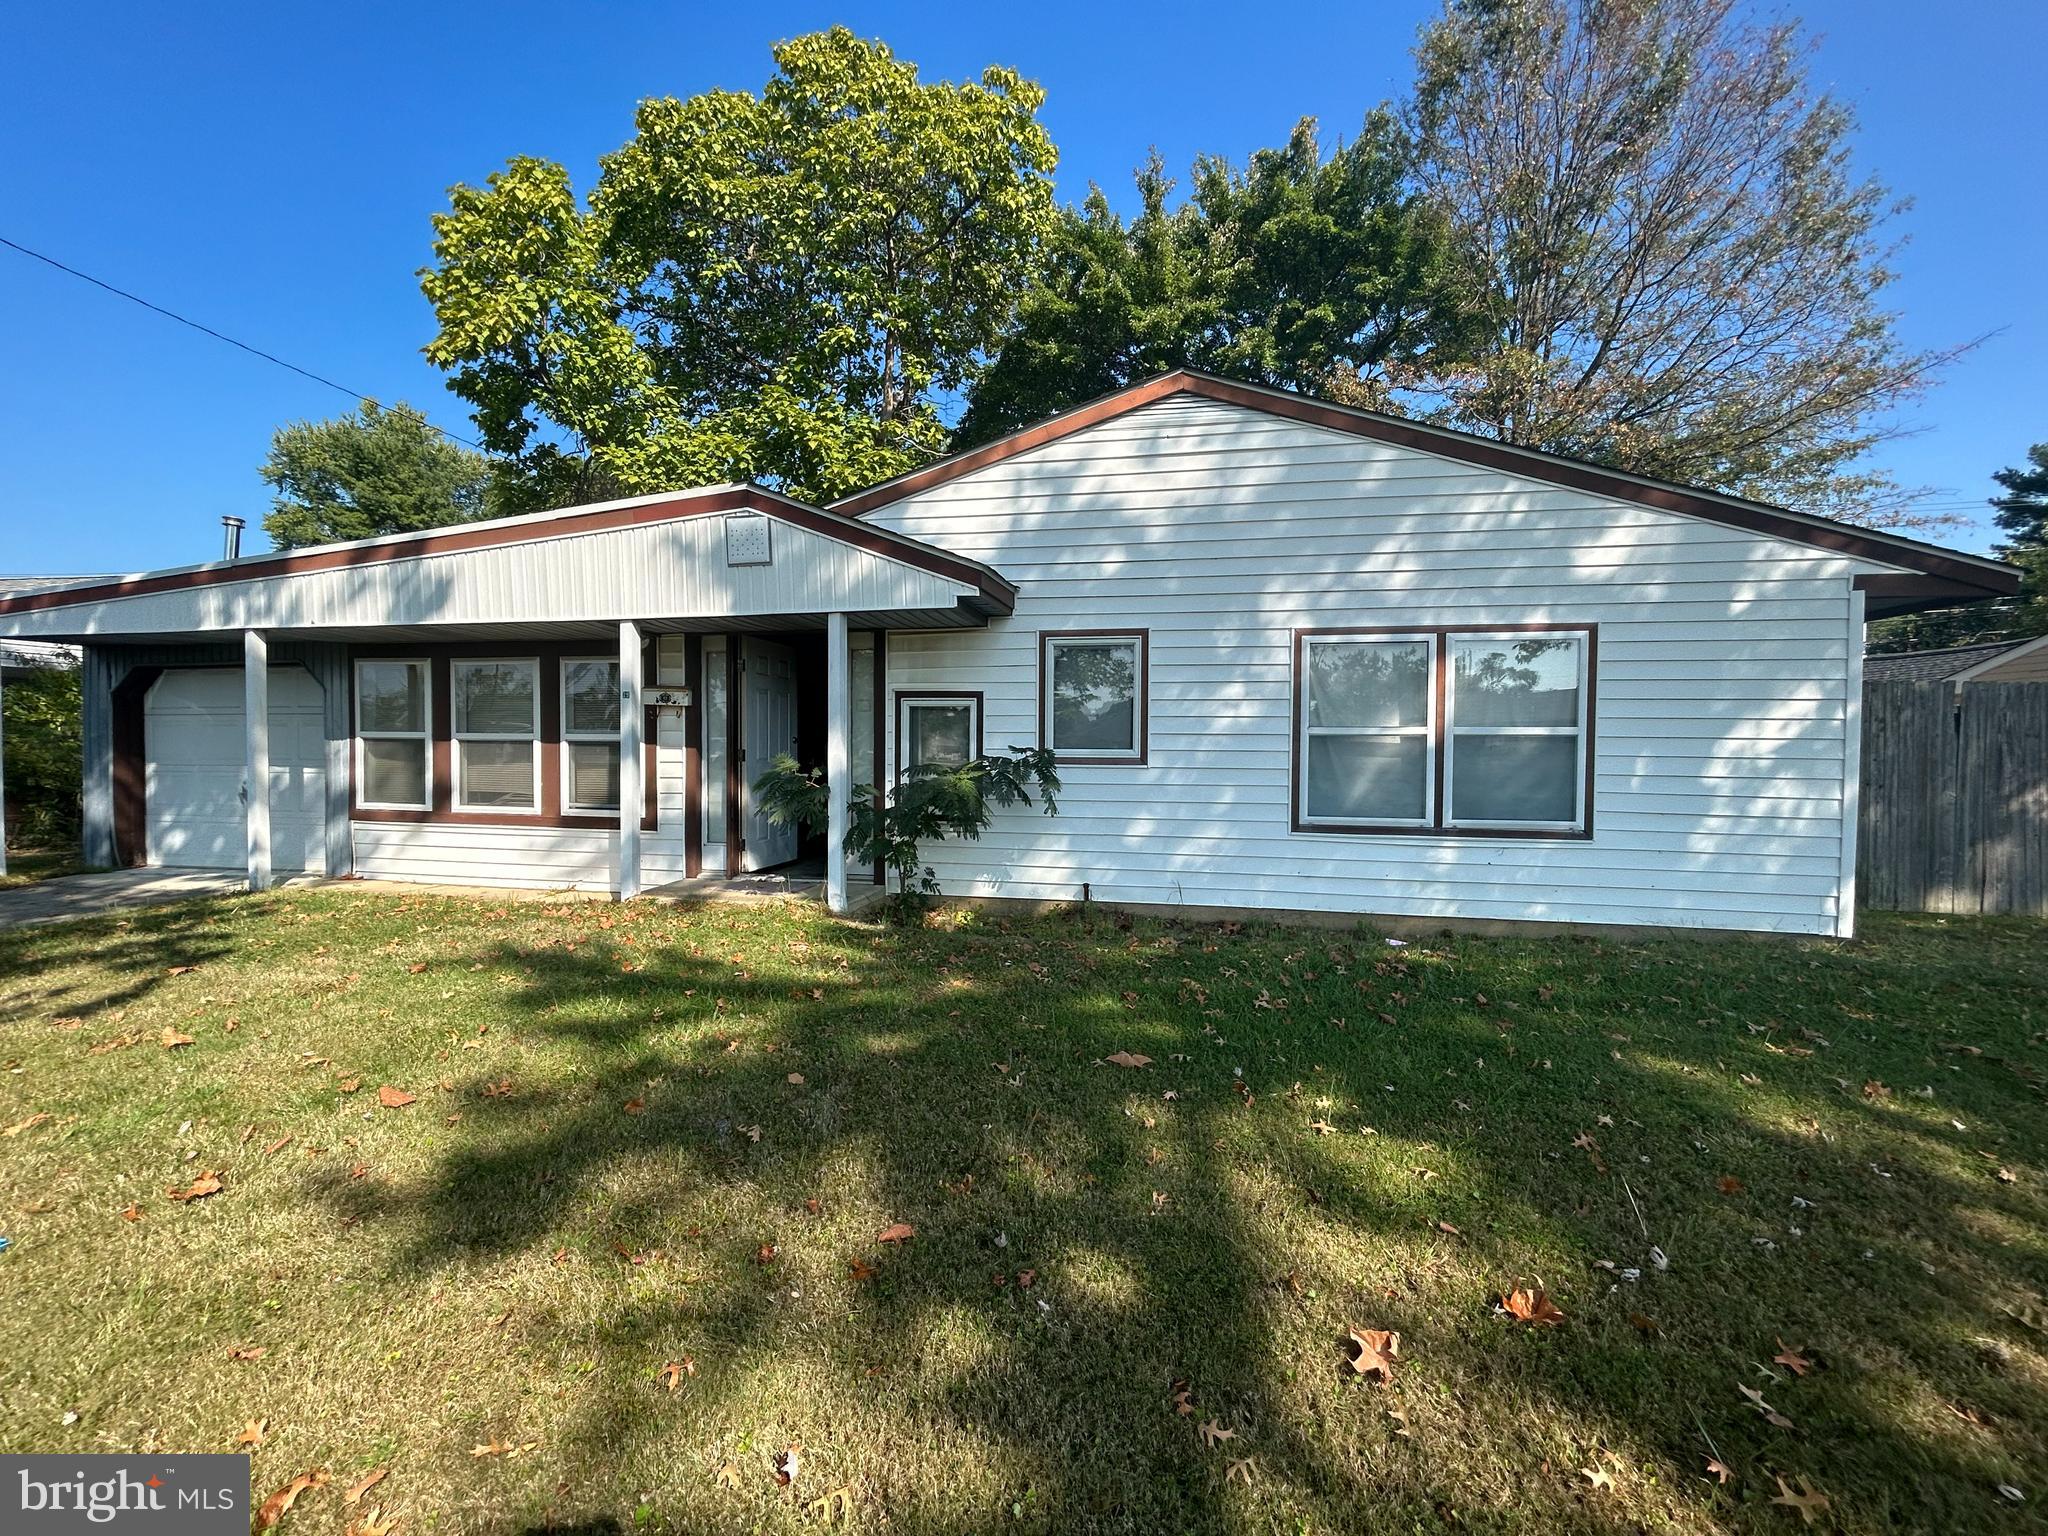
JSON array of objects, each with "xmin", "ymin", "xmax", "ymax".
[{"xmin": 1, "ymin": 2, "xmax": 2040, "ymax": 574}]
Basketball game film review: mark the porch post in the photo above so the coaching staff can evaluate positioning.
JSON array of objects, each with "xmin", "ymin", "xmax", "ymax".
[
  {"xmin": 0, "ymin": 664, "xmax": 8, "ymax": 878},
  {"xmin": 618, "ymin": 621, "xmax": 643, "ymax": 900},
  {"xmin": 243, "ymin": 629, "xmax": 271, "ymax": 891},
  {"xmin": 825, "ymin": 611, "xmax": 850, "ymax": 915}
]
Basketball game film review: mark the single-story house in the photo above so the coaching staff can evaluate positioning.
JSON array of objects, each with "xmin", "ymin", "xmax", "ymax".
[
  {"xmin": 1864, "ymin": 634, "xmax": 2048, "ymax": 687},
  {"xmin": 0, "ymin": 373, "xmax": 2017, "ymax": 935}
]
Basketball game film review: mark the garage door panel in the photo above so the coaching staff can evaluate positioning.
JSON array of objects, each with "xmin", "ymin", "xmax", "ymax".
[{"xmin": 145, "ymin": 669, "xmax": 328, "ymax": 872}]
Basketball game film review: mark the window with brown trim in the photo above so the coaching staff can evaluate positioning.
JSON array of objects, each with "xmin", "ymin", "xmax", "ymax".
[
  {"xmin": 1294, "ymin": 626, "xmax": 1595, "ymax": 838},
  {"xmin": 896, "ymin": 691, "xmax": 983, "ymax": 779},
  {"xmin": 560, "ymin": 658, "xmax": 622, "ymax": 812},
  {"xmin": 452, "ymin": 658, "xmax": 541, "ymax": 812},
  {"xmin": 354, "ymin": 659, "xmax": 431, "ymax": 810},
  {"xmin": 1040, "ymin": 630, "xmax": 1147, "ymax": 764}
]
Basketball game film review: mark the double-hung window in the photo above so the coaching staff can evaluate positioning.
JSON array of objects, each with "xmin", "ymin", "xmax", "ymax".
[
  {"xmin": 1296, "ymin": 626, "xmax": 1593, "ymax": 836},
  {"xmin": 1444, "ymin": 633, "xmax": 1589, "ymax": 830},
  {"xmin": 452, "ymin": 659, "xmax": 540, "ymax": 812},
  {"xmin": 1299, "ymin": 633, "xmax": 1436, "ymax": 827},
  {"xmin": 1041, "ymin": 631, "xmax": 1146, "ymax": 763},
  {"xmin": 561, "ymin": 658, "xmax": 622, "ymax": 813},
  {"xmin": 355, "ymin": 660, "xmax": 430, "ymax": 809}
]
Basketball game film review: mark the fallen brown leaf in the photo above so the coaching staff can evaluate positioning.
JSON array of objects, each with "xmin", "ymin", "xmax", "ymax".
[
  {"xmin": 623, "ymin": 1097, "xmax": 645, "ymax": 1116},
  {"xmin": 120, "ymin": 1203, "xmax": 143, "ymax": 1223},
  {"xmin": 344, "ymin": 1508, "xmax": 401, "ymax": 1536},
  {"xmin": 848, "ymin": 1258, "xmax": 878, "ymax": 1282},
  {"xmin": 227, "ymin": 1345, "xmax": 267, "ymax": 1361},
  {"xmin": 1106, "ymin": 1051, "xmax": 1153, "ymax": 1068},
  {"xmin": 1197, "ymin": 1417, "xmax": 1235, "ymax": 1449},
  {"xmin": 255, "ymin": 1470, "xmax": 329, "ymax": 1529},
  {"xmin": 1716, "ymin": 1175, "xmax": 1745, "ymax": 1195},
  {"xmin": 877, "ymin": 1221, "xmax": 915, "ymax": 1244},
  {"xmin": 167, "ymin": 1171, "xmax": 224, "ymax": 1203},
  {"xmin": 1770, "ymin": 1476, "xmax": 1830, "ymax": 1524},
  {"xmin": 235, "ymin": 1417, "xmax": 267, "ymax": 1448},
  {"xmin": 1, "ymin": 1112, "xmax": 52, "ymax": 1137},
  {"xmin": 658, "ymin": 1360, "xmax": 688, "ymax": 1393},
  {"xmin": 375, "ymin": 1086, "xmax": 415, "ymax": 1109},
  {"xmin": 1703, "ymin": 1455, "xmax": 1732, "ymax": 1485},
  {"xmin": 160, "ymin": 1027, "xmax": 195, "ymax": 1049},
  {"xmin": 1346, "ymin": 1327, "xmax": 1400, "ymax": 1381},
  {"xmin": 1503, "ymin": 1286, "xmax": 1565, "ymax": 1327},
  {"xmin": 1773, "ymin": 1339, "xmax": 1814, "ymax": 1376},
  {"xmin": 341, "ymin": 1468, "xmax": 388, "ymax": 1505}
]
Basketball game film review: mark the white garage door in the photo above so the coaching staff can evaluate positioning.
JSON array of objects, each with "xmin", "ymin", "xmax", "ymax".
[{"xmin": 145, "ymin": 668, "xmax": 328, "ymax": 872}]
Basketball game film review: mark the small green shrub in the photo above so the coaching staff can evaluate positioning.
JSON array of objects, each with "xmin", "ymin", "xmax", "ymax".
[{"xmin": 754, "ymin": 748, "xmax": 1060, "ymax": 917}]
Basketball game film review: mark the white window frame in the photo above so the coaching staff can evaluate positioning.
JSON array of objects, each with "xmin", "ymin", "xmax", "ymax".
[
  {"xmin": 353, "ymin": 658, "xmax": 432, "ymax": 811},
  {"xmin": 451, "ymin": 657, "xmax": 542, "ymax": 815},
  {"xmin": 1041, "ymin": 632, "xmax": 1146, "ymax": 762},
  {"xmin": 559, "ymin": 656, "xmax": 622, "ymax": 814},
  {"xmin": 1443, "ymin": 630, "xmax": 1590, "ymax": 833},
  {"xmin": 1296, "ymin": 632, "xmax": 1438, "ymax": 830},
  {"xmin": 898, "ymin": 693, "xmax": 981, "ymax": 779}
]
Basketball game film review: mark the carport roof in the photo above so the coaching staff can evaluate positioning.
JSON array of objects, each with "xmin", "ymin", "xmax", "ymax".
[{"xmin": 0, "ymin": 485, "xmax": 1015, "ymax": 643}]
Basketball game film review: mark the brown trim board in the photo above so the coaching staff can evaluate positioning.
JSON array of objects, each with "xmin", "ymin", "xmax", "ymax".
[
  {"xmin": 1038, "ymin": 629, "xmax": 1150, "ymax": 767},
  {"xmin": 110, "ymin": 666, "xmax": 164, "ymax": 866},
  {"xmin": 832, "ymin": 371, "xmax": 2016, "ymax": 605},
  {"xmin": 1289, "ymin": 623, "xmax": 1598, "ymax": 842}
]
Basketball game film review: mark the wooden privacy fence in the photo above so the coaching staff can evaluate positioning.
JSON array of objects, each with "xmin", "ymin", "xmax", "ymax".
[{"xmin": 1858, "ymin": 680, "xmax": 2048, "ymax": 916}]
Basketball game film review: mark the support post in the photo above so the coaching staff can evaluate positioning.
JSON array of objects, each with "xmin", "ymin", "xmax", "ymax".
[
  {"xmin": 1837, "ymin": 584, "xmax": 1866, "ymax": 939},
  {"xmin": 618, "ymin": 621, "xmax": 643, "ymax": 901},
  {"xmin": 826, "ymin": 611, "xmax": 850, "ymax": 916},
  {"xmin": 243, "ymin": 629, "xmax": 271, "ymax": 891},
  {"xmin": 0, "ymin": 665, "xmax": 8, "ymax": 879}
]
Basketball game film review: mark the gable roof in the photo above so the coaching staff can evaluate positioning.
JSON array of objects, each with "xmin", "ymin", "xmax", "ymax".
[
  {"xmin": 832, "ymin": 370, "xmax": 2017, "ymax": 618},
  {"xmin": 0, "ymin": 486, "xmax": 1015, "ymax": 625}
]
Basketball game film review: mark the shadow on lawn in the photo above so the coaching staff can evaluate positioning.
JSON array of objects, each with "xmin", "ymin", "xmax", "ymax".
[
  {"xmin": 0, "ymin": 898, "xmax": 247, "ymax": 1020},
  {"xmin": 325, "ymin": 906, "xmax": 2046, "ymax": 1534}
]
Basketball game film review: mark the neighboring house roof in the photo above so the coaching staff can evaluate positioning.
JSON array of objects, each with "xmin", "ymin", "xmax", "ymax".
[
  {"xmin": 1865, "ymin": 634, "xmax": 2048, "ymax": 684},
  {"xmin": 0, "ymin": 577, "xmax": 108, "ymax": 674},
  {"xmin": 831, "ymin": 370, "xmax": 2019, "ymax": 617},
  {"xmin": 0, "ymin": 486, "xmax": 1015, "ymax": 633}
]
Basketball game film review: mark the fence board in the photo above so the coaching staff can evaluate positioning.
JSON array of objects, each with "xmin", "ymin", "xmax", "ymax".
[{"xmin": 1859, "ymin": 680, "xmax": 2048, "ymax": 916}]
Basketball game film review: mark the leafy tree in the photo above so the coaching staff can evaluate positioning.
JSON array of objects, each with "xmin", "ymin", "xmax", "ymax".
[
  {"xmin": 3, "ymin": 661, "xmax": 82, "ymax": 848},
  {"xmin": 1869, "ymin": 442, "xmax": 2048, "ymax": 651},
  {"xmin": 1406, "ymin": 0, "xmax": 1958, "ymax": 526},
  {"xmin": 423, "ymin": 28, "xmax": 1058, "ymax": 506},
  {"xmin": 261, "ymin": 401, "xmax": 496, "ymax": 550},
  {"xmin": 753, "ymin": 748, "xmax": 1060, "ymax": 916},
  {"xmin": 957, "ymin": 116, "xmax": 1492, "ymax": 448}
]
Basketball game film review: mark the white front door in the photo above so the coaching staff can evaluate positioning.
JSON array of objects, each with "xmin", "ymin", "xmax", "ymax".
[
  {"xmin": 144, "ymin": 668, "xmax": 327, "ymax": 872},
  {"xmin": 740, "ymin": 637, "xmax": 800, "ymax": 870}
]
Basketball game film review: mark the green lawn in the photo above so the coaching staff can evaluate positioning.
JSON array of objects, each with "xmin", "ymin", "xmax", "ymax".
[
  {"xmin": 0, "ymin": 846, "xmax": 86, "ymax": 888},
  {"xmin": 1, "ymin": 892, "xmax": 2042, "ymax": 1535}
]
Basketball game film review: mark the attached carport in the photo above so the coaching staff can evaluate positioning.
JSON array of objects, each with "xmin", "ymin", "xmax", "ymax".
[{"xmin": 0, "ymin": 485, "xmax": 1014, "ymax": 913}]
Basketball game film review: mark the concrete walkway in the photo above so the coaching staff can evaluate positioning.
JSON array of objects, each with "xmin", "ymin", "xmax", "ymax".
[{"xmin": 0, "ymin": 868, "xmax": 249, "ymax": 929}]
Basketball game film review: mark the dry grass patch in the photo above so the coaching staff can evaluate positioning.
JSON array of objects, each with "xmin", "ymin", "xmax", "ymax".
[{"xmin": 0, "ymin": 891, "xmax": 2043, "ymax": 1533}]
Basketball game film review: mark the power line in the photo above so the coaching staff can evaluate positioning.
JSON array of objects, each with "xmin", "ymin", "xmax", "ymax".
[{"xmin": 0, "ymin": 233, "xmax": 482, "ymax": 449}]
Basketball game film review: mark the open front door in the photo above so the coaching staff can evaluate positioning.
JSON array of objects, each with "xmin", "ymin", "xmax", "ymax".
[{"xmin": 740, "ymin": 637, "xmax": 800, "ymax": 869}]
